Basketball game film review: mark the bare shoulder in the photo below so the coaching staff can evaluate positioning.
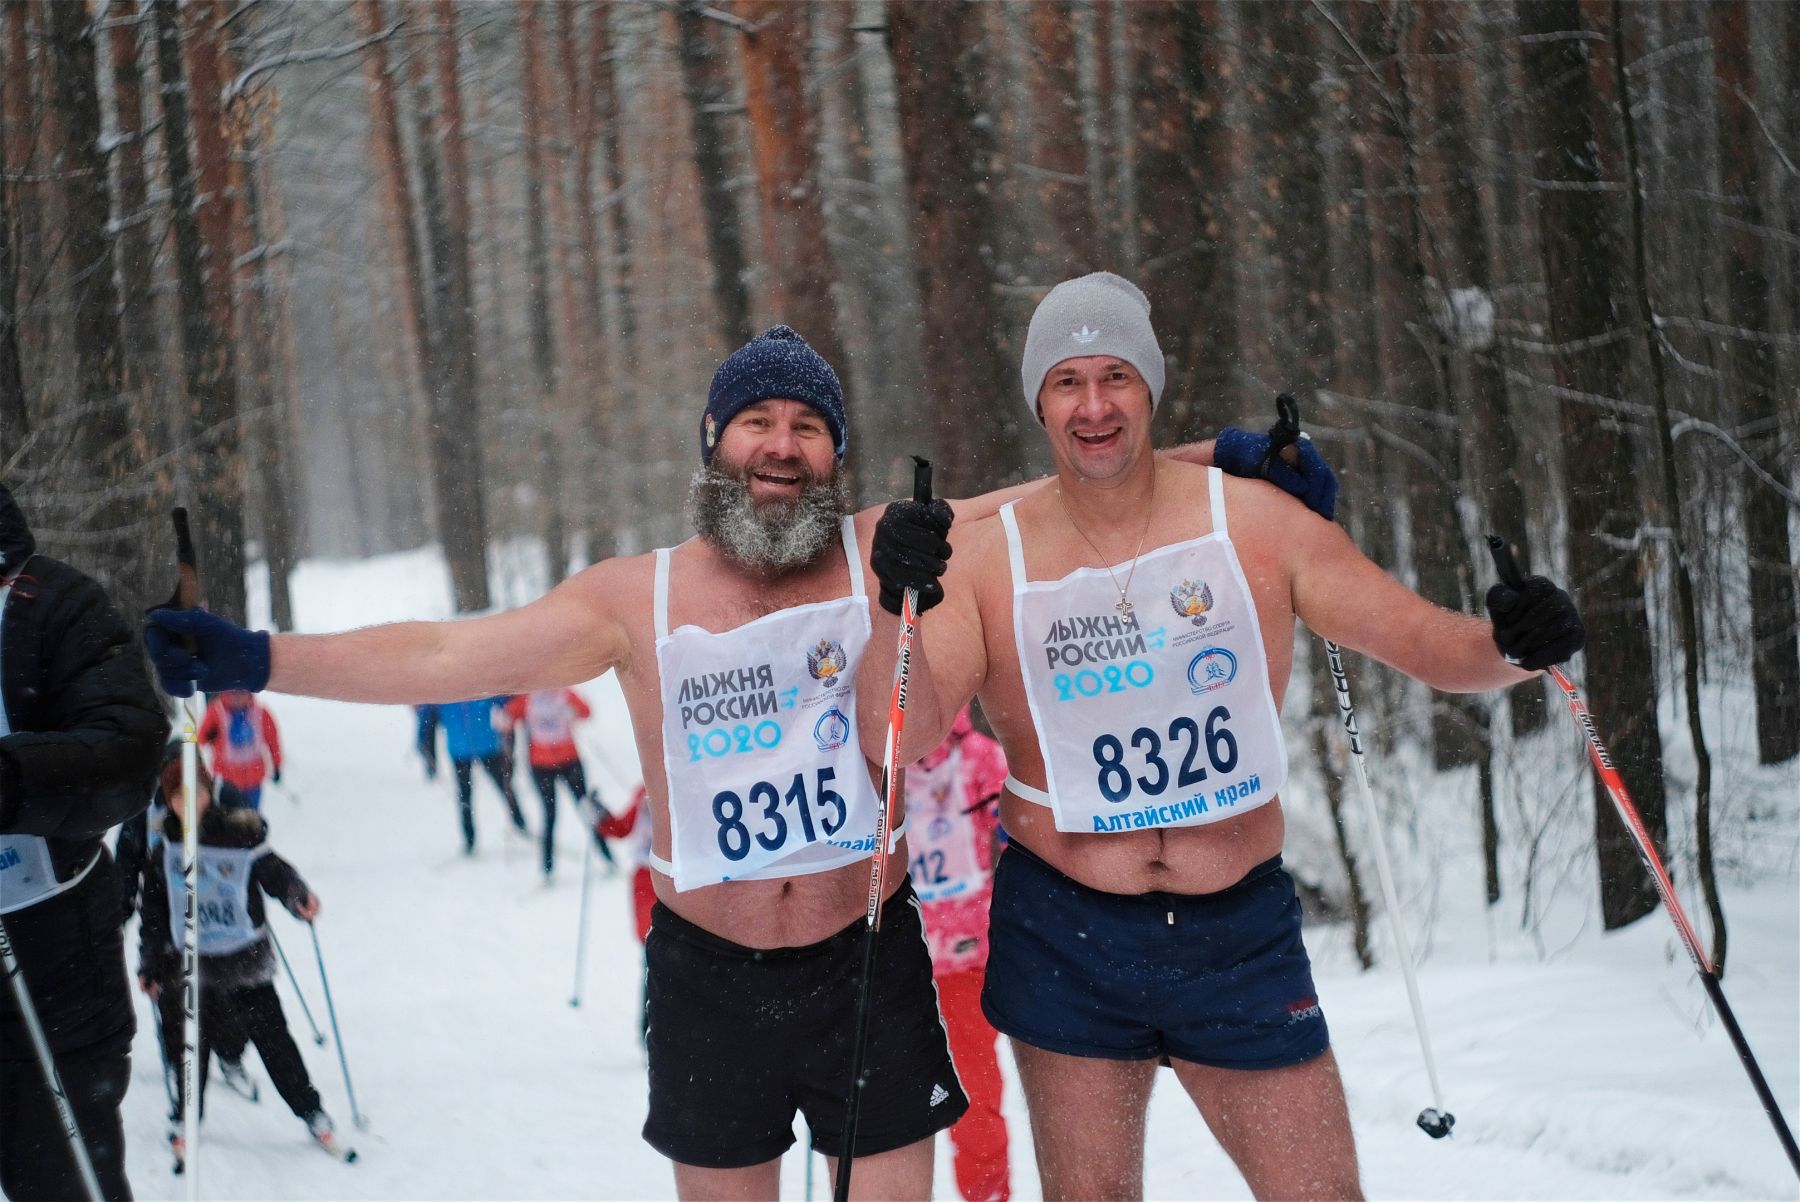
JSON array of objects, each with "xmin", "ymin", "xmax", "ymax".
[{"xmin": 520, "ymin": 551, "xmax": 658, "ymax": 680}]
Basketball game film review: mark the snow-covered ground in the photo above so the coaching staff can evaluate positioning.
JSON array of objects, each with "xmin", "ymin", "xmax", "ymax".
[{"xmin": 121, "ymin": 549, "xmax": 1800, "ymax": 1200}]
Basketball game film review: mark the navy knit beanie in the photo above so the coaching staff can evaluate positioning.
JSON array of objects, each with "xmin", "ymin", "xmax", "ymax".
[{"xmin": 701, "ymin": 325, "xmax": 847, "ymax": 464}]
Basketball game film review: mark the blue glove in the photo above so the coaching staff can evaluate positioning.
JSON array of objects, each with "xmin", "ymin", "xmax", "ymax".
[
  {"xmin": 1213, "ymin": 427, "xmax": 1339, "ymax": 521},
  {"xmin": 143, "ymin": 608, "xmax": 272, "ymax": 697}
]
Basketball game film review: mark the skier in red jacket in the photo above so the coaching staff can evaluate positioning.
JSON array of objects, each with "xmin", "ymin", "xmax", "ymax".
[
  {"xmin": 505, "ymin": 689, "xmax": 615, "ymax": 879},
  {"xmin": 196, "ymin": 690, "xmax": 282, "ymax": 809}
]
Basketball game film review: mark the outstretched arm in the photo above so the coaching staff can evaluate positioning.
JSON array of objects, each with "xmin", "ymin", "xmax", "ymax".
[
  {"xmin": 147, "ymin": 559, "xmax": 635, "ymax": 705},
  {"xmin": 1285, "ymin": 499, "xmax": 1534, "ymax": 692}
]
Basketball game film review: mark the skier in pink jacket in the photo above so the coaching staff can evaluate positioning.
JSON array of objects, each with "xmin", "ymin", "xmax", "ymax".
[{"xmin": 910, "ymin": 707, "xmax": 1010, "ymax": 1202}]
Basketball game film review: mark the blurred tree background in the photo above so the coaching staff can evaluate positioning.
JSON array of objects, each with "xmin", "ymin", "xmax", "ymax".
[{"xmin": 1, "ymin": 0, "xmax": 1794, "ymax": 946}]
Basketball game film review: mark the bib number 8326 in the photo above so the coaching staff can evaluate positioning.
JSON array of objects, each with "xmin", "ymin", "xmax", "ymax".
[
  {"xmin": 1092, "ymin": 706, "xmax": 1236, "ymax": 803},
  {"xmin": 712, "ymin": 767, "xmax": 846, "ymax": 861}
]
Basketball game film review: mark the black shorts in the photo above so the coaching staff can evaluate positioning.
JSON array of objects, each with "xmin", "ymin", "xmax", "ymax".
[
  {"xmin": 982, "ymin": 842, "xmax": 1331, "ymax": 1069},
  {"xmin": 641, "ymin": 879, "xmax": 969, "ymax": 1169}
]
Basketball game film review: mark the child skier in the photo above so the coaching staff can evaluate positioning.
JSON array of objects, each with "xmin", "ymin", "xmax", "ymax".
[
  {"xmin": 137, "ymin": 756, "xmax": 351, "ymax": 1165},
  {"xmin": 504, "ymin": 688, "xmax": 616, "ymax": 879},
  {"xmin": 196, "ymin": 689, "xmax": 282, "ymax": 808},
  {"xmin": 910, "ymin": 707, "xmax": 1011, "ymax": 1202}
]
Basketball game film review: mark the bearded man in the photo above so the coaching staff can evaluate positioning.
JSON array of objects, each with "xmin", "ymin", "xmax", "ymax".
[{"xmin": 144, "ymin": 325, "xmax": 1334, "ymax": 1199}]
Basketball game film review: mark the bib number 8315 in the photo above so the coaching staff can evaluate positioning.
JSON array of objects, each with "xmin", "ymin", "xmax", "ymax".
[
  {"xmin": 1092, "ymin": 706, "xmax": 1236, "ymax": 803},
  {"xmin": 712, "ymin": 767, "xmax": 846, "ymax": 862}
]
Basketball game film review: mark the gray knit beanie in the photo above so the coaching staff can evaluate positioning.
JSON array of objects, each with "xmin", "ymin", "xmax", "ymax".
[{"xmin": 1020, "ymin": 272, "xmax": 1165, "ymax": 418}]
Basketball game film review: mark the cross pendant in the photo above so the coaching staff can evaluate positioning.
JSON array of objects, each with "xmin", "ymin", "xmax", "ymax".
[{"xmin": 1115, "ymin": 595, "xmax": 1134, "ymax": 620}]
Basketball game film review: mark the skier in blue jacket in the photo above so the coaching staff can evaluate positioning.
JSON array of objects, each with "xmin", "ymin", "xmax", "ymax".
[{"xmin": 416, "ymin": 699, "xmax": 528, "ymax": 854}]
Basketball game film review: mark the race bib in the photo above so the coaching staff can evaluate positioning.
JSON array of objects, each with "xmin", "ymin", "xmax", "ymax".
[
  {"xmin": 1001, "ymin": 470, "xmax": 1288, "ymax": 834},
  {"xmin": 653, "ymin": 519, "xmax": 887, "ymax": 892}
]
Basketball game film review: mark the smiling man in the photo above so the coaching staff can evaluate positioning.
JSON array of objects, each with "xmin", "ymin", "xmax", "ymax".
[{"xmin": 862, "ymin": 273, "xmax": 1587, "ymax": 1200}]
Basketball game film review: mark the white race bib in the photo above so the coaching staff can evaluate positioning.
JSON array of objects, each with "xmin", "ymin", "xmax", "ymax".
[
  {"xmin": 653, "ymin": 519, "xmax": 887, "ymax": 892},
  {"xmin": 905, "ymin": 747, "xmax": 987, "ymax": 902},
  {"xmin": 163, "ymin": 840, "xmax": 265, "ymax": 956},
  {"xmin": 1003, "ymin": 469, "xmax": 1288, "ymax": 834},
  {"xmin": 525, "ymin": 691, "xmax": 577, "ymax": 744}
]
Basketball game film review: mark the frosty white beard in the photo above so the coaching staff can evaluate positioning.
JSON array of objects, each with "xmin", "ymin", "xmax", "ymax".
[{"xmin": 687, "ymin": 461, "xmax": 852, "ymax": 575}]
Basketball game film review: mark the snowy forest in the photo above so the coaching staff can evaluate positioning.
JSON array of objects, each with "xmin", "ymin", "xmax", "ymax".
[{"xmin": 1, "ymin": 0, "xmax": 1798, "ymax": 1194}]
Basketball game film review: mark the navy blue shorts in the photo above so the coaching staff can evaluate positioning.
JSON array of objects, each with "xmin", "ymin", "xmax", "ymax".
[{"xmin": 981, "ymin": 843, "xmax": 1330, "ymax": 1069}]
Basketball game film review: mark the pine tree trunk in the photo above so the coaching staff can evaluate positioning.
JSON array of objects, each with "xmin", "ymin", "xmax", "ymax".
[
  {"xmin": 737, "ymin": 2, "xmax": 847, "ymax": 383},
  {"xmin": 108, "ymin": 0, "xmax": 164, "ymax": 468},
  {"xmin": 518, "ymin": 0, "xmax": 569, "ymax": 581},
  {"xmin": 1419, "ymin": 0, "xmax": 1546, "ymax": 739},
  {"xmin": 45, "ymin": 0, "xmax": 142, "ymax": 602},
  {"xmin": 416, "ymin": 0, "xmax": 491, "ymax": 604},
  {"xmin": 0, "ymin": 3, "xmax": 26, "ymax": 444},
  {"xmin": 1609, "ymin": 0, "xmax": 1725, "ymax": 973},
  {"xmin": 177, "ymin": 0, "xmax": 252, "ymax": 624},
  {"xmin": 674, "ymin": 1, "xmax": 755, "ymax": 348},
  {"xmin": 888, "ymin": 0, "xmax": 1028, "ymax": 491},
  {"xmin": 1710, "ymin": 0, "xmax": 1799, "ymax": 766},
  {"xmin": 1022, "ymin": 2, "xmax": 1100, "ymax": 276},
  {"xmin": 1127, "ymin": 1, "xmax": 1239, "ymax": 432},
  {"xmin": 1353, "ymin": 2, "xmax": 1485, "ymax": 773},
  {"xmin": 1518, "ymin": 0, "xmax": 1668, "ymax": 931}
]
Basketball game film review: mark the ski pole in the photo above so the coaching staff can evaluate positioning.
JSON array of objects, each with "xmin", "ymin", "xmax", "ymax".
[
  {"xmin": 153, "ymin": 507, "xmax": 206, "ymax": 1200},
  {"xmin": 1488, "ymin": 535, "xmax": 1800, "ymax": 1178},
  {"xmin": 309, "ymin": 922, "xmax": 368, "ymax": 1130},
  {"xmin": 1323, "ymin": 641, "xmax": 1454, "ymax": 1139},
  {"xmin": 570, "ymin": 836, "xmax": 595, "ymax": 1007},
  {"xmin": 1261, "ymin": 396, "xmax": 1453, "ymax": 1137},
  {"xmin": 269, "ymin": 925, "xmax": 327, "ymax": 1046},
  {"xmin": 0, "ymin": 915, "xmax": 104, "ymax": 1201},
  {"xmin": 835, "ymin": 456, "xmax": 932, "ymax": 1202}
]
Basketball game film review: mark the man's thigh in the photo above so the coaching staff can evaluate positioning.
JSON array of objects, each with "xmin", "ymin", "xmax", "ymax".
[
  {"xmin": 822, "ymin": 1133, "xmax": 935, "ymax": 1202},
  {"xmin": 670, "ymin": 1157, "xmax": 783, "ymax": 1202},
  {"xmin": 1010, "ymin": 1039, "xmax": 1157, "ymax": 1202},
  {"xmin": 1172, "ymin": 1049, "xmax": 1362, "ymax": 1201}
]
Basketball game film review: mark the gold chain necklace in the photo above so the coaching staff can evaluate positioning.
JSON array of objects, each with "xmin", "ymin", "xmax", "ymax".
[{"xmin": 1057, "ymin": 476, "xmax": 1155, "ymax": 620}]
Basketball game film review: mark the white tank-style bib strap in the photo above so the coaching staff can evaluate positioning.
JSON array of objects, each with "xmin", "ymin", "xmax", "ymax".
[
  {"xmin": 838, "ymin": 516, "xmax": 865, "ymax": 600},
  {"xmin": 1208, "ymin": 466, "xmax": 1228, "ymax": 537},
  {"xmin": 653, "ymin": 547, "xmax": 672, "ymax": 640},
  {"xmin": 647, "ymin": 815, "xmax": 907, "ymax": 880},
  {"xmin": 1004, "ymin": 774, "xmax": 1052, "ymax": 807},
  {"xmin": 998, "ymin": 502, "xmax": 1027, "ymax": 586}
]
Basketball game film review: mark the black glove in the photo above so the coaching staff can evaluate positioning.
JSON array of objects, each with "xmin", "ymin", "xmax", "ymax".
[
  {"xmin": 271, "ymin": 767, "xmax": 282, "ymax": 785},
  {"xmin": 871, "ymin": 499, "xmax": 953, "ymax": 616},
  {"xmin": 1486, "ymin": 575, "xmax": 1585, "ymax": 670}
]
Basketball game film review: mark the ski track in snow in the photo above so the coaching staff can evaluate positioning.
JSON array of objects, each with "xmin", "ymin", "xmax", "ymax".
[{"xmin": 120, "ymin": 550, "xmax": 1799, "ymax": 1200}]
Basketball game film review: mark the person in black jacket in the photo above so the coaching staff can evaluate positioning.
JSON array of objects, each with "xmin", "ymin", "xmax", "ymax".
[
  {"xmin": 138, "ymin": 755, "xmax": 347, "ymax": 1158},
  {"xmin": 0, "ymin": 482, "xmax": 169, "ymax": 1201}
]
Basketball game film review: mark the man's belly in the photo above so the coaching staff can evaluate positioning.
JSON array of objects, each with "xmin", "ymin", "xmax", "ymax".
[
  {"xmin": 651, "ymin": 842, "xmax": 911, "ymax": 949},
  {"xmin": 999, "ymin": 793, "xmax": 1285, "ymax": 895}
]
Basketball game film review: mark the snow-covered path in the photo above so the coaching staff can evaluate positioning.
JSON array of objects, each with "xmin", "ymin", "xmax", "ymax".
[{"xmin": 118, "ymin": 553, "xmax": 1798, "ymax": 1200}]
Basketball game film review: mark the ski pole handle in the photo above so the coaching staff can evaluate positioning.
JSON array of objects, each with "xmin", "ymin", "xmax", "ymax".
[
  {"xmin": 1261, "ymin": 393, "xmax": 1302, "ymax": 477},
  {"xmin": 1486, "ymin": 533, "xmax": 1526, "ymax": 592},
  {"xmin": 911, "ymin": 454, "xmax": 933, "ymax": 507}
]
